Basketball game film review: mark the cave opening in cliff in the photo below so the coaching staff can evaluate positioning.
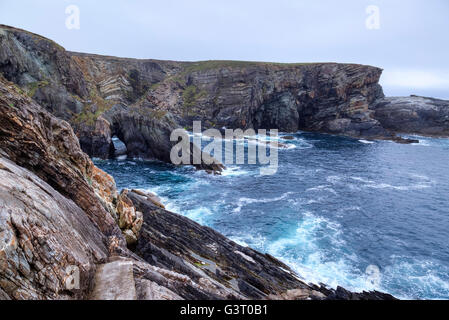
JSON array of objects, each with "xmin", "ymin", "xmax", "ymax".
[{"xmin": 110, "ymin": 135, "xmax": 127, "ymax": 160}]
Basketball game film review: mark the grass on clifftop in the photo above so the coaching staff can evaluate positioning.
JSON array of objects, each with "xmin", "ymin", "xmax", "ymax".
[{"xmin": 181, "ymin": 60, "xmax": 315, "ymax": 73}]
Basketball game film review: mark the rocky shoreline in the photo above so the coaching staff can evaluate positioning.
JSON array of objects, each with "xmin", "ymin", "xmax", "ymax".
[
  {"xmin": 0, "ymin": 24, "xmax": 447, "ymax": 300},
  {"xmin": 0, "ymin": 75, "xmax": 396, "ymax": 300}
]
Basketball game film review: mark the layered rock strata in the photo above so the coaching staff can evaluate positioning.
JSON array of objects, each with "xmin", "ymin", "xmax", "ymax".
[
  {"xmin": 0, "ymin": 75, "xmax": 396, "ymax": 300},
  {"xmin": 4, "ymin": 24, "xmax": 447, "ymax": 168},
  {"xmin": 372, "ymin": 96, "xmax": 449, "ymax": 137}
]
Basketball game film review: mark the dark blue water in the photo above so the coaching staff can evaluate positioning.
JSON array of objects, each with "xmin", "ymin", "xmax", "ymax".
[{"xmin": 95, "ymin": 132, "xmax": 449, "ymax": 299}]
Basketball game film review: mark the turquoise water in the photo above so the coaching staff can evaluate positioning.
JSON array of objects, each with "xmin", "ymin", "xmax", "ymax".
[{"xmin": 95, "ymin": 132, "xmax": 449, "ymax": 299}]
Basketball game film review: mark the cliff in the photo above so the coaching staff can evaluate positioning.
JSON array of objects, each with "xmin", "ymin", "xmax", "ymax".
[
  {"xmin": 0, "ymin": 25, "xmax": 221, "ymax": 172},
  {"xmin": 372, "ymin": 96, "xmax": 449, "ymax": 137},
  {"xmin": 0, "ymin": 75, "xmax": 396, "ymax": 300},
  {"xmin": 0, "ymin": 24, "xmax": 446, "ymax": 300},
  {"xmin": 4, "ymin": 24, "xmax": 447, "ymax": 168}
]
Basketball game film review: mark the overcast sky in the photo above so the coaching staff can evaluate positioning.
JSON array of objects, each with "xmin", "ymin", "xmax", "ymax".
[{"xmin": 1, "ymin": 0, "xmax": 448, "ymax": 98}]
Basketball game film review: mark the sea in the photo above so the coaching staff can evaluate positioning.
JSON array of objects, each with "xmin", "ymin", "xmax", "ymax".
[{"xmin": 95, "ymin": 131, "xmax": 449, "ymax": 299}]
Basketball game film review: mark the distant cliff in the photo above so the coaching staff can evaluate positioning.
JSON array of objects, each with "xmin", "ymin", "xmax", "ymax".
[
  {"xmin": 4, "ymin": 25, "xmax": 447, "ymax": 166},
  {"xmin": 372, "ymin": 96, "xmax": 449, "ymax": 137}
]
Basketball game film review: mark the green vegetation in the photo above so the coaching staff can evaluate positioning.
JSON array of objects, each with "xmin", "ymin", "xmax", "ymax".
[
  {"xmin": 72, "ymin": 89, "xmax": 113, "ymax": 127},
  {"xmin": 193, "ymin": 261, "xmax": 209, "ymax": 268},
  {"xmin": 70, "ymin": 93, "xmax": 84, "ymax": 102},
  {"xmin": 180, "ymin": 60, "xmax": 314, "ymax": 74},
  {"xmin": 164, "ymin": 60, "xmax": 316, "ymax": 89},
  {"xmin": 7, "ymin": 83, "xmax": 25, "ymax": 96},
  {"xmin": 73, "ymin": 108, "xmax": 100, "ymax": 126},
  {"xmin": 182, "ymin": 85, "xmax": 206, "ymax": 109},
  {"xmin": 151, "ymin": 109, "xmax": 168, "ymax": 120},
  {"xmin": 129, "ymin": 105, "xmax": 169, "ymax": 121},
  {"xmin": 166, "ymin": 73, "xmax": 186, "ymax": 86},
  {"xmin": 27, "ymin": 80, "xmax": 49, "ymax": 97},
  {"xmin": 134, "ymin": 81, "xmax": 162, "ymax": 106},
  {"xmin": 149, "ymin": 82, "xmax": 161, "ymax": 91}
]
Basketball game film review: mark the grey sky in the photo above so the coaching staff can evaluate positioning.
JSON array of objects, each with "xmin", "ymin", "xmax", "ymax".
[{"xmin": 1, "ymin": 0, "xmax": 448, "ymax": 98}]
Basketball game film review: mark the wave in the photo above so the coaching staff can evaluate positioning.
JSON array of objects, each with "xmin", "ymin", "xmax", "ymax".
[
  {"xmin": 306, "ymin": 185, "xmax": 338, "ymax": 196},
  {"xmin": 94, "ymin": 132, "xmax": 449, "ymax": 300},
  {"xmin": 198, "ymin": 202, "xmax": 449, "ymax": 299},
  {"xmin": 188, "ymin": 131, "xmax": 312, "ymax": 151},
  {"xmin": 359, "ymin": 139, "xmax": 375, "ymax": 144},
  {"xmin": 367, "ymin": 183, "xmax": 432, "ymax": 191},
  {"xmin": 381, "ymin": 256, "xmax": 449, "ymax": 300},
  {"xmin": 265, "ymin": 212, "xmax": 379, "ymax": 292},
  {"xmin": 321, "ymin": 174, "xmax": 436, "ymax": 192},
  {"xmin": 221, "ymin": 166, "xmax": 250, "ymax": 177},
  {"xmin": 183, "ymin": 206, "xmax": 214, "ymax": 225},
  {"xmin": 229, "ymin": 233, "xmax": 268, "ymax": 249},
  {"xmin": 233, "ymin": 192, "xmax": 293, "ymax": 213},
  {"xmin": 400, "ymin": 134, "xmax": 449, "ymax": 148}
]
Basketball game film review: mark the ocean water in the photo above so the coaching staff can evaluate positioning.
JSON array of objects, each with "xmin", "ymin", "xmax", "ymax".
[{"xmin": 94, "ymin": 132, "xmax": 449, "ymax": 300}]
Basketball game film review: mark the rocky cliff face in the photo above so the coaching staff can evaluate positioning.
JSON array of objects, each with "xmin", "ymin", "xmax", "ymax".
[
  {"xmin": 372, "ymin": 96, "xmax": 449, "ymax": 137},
  {"xmin": 71, "ymin": 55, "xmax": 392, "ymax": 140},
  {"xmin": 5, "ymin": 24, "xmax": 446, "ymax": 169},
  {"xmin": 0, "ymin": 75, "xmax": 395, "ymax": 300},
  {"xmin": 0, "ymin": 75, "xmax": 121, "ymax": 299},
  {"xmin": 0, "ymin": 25, "xmax": 87, "ymax": 119},
  {"xmin": 1, "ymin": 25, "xmax": 445, "ymax": 300},
  {"xmin": 0, "ymin": 25, "xmax": 221, "ymax": 172},
  {"xmin": 141, "ymin": 61, "xmax": 388, "ymax": 137}
]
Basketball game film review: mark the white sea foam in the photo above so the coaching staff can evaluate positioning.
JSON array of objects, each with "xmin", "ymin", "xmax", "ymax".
[
  {"xmin": 349, "ymin": 174, "xmax": 434, "ymax": 191},
  {"xmin": 264, "ymin": 211, "xmax": 375, "ymax": 291},
  {"xmin": 233, "ymin": 192, "xmax": 293, "ymax": 213},
  {"xmin": 142, "ymin": 186, "xmax": 163, "ymax": 196},
  {"xmin": 381, "ymin": 256, "xmax": 449, "ymax": 299},
  {"xmin": 239, "ymin": 192, "xmax": 293, "ymax": 204},
  {"xmin": 326, "ymin": 175, "xmax": 342, "ymax": 183},
  {"xmin": 368, "ymin": 183, "xmax": 431, "ymax": 191},
  {"xmin": 280, "ymin": 136, "xmax": 314, "ymax": 150},
  {"xmin": 221, "ymin": 166, "xmax": 249, "ymax": 177},
  {"xmin": 306, "ymin": 198, "xmax": 325, "ymax": 205},
  {"xmin": 359, "ymin": 139, "xmax": 375, "ymax": 144},
  {"xmin": 162, "ymin": 197, "xmax": 216, "ymax": 225},
  {"xmin": 351, "ymin": 176, "xmax": 374, "ymax": 183},
  {"xmin": 229, "ymin": 233, "xmax": 268, "ymax": 249},
  {"xmin": 258, "ymin": 207, "xmax": 447, "ymax": 298},
  {"xmin": 306, "ymin": 185, "xmax": 338, "ymax": 196},
  {"xmin": 183, "ymin": 206, "xmax": 214, "ymax": 224}
]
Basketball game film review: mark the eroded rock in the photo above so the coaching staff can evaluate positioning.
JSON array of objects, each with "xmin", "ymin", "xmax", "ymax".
[
  {"xmin": 0, "ymin": 24, "xmax": 433, "ymax": 174},
  {"xmin": 372, "ymin": 96, "xmax": 449, "ymax": 137},
  {"xmin": 90, "ymin": 259, "xmax": 137, "ymax": 300},
  {"xmin": 0, "ymin": 75, "xmax": 123, "ymax": 241},
  {"xmin": 0, "ymin": 25, "xmax": 401, "ymax": 301},
  {"xmin": 0, "ymin": 156, "xmax": 109, "ymax": 300}
]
